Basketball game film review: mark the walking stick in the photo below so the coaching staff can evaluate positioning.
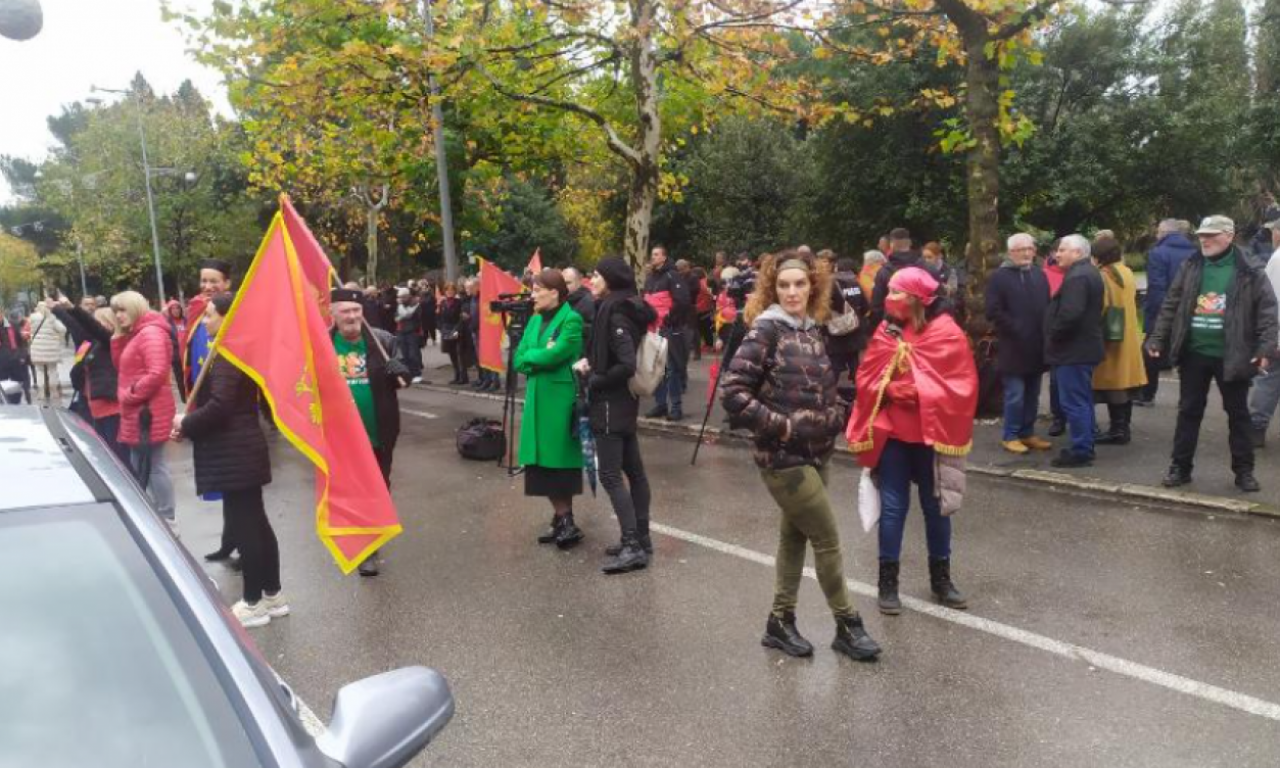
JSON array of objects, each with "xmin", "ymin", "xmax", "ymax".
[{"xmin": 691, "ymin": 319, "xmax": 745, "ymax": 466}]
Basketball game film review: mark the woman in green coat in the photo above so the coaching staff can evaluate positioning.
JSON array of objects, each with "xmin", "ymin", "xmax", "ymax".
[{"xmin": 515, "ymin": 269, "xmax": 586, "ymax": 548}]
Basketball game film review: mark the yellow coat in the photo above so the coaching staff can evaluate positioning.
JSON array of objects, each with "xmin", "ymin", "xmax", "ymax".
[{"xmin": 1093, "ymin": 263, "xmax": 1148, "ymax": 391}]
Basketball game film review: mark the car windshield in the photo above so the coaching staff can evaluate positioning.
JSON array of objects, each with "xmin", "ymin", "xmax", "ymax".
[{"xmin": 0, "ymin": 504, "xmax": 265, "ymax": 768}]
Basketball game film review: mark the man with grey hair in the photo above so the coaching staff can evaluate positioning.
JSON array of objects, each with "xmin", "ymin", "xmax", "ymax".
[
  {"xmin": 1138, "ymin": 218, "xmax": 1196, "ymax": 405},
  {"xmin": 1044, "ymin": 234, "xmax": 1104, "ymax": 467},
  {"xmin": 1148, "ymin": 215, "xmax": 1278, "ymax": 492},
  {"xmin": 985, "ymin": 233, "xmax": 1052, "ymax": 454}
]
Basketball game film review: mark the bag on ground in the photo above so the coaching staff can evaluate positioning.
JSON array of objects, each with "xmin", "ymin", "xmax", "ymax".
[
  {"xmin": 456, "ymin": 417, "xmax": 505, "ymax": 461},
  {"xmin": 629, "ymin": 331, "xmax": 668, "ymax": 397},
  {"xmin": 857, "ymin": 468, "xmax": 881, "ymax": 532}
]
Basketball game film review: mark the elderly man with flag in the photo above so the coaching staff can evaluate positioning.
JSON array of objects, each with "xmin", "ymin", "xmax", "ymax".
[{"xmin": 330, "ymin": 287, "xmax": 411, "ymax": 576}]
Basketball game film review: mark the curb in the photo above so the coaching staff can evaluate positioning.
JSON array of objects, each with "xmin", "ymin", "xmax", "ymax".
[{"xmin": 416, "ymin": 383, "xmax": 1274, "ymax": 519}]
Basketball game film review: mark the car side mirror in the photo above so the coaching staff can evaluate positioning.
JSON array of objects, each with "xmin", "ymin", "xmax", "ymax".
[{"xmin": 316, "ymin": 666, "xmax": 454, "ymax": 768}]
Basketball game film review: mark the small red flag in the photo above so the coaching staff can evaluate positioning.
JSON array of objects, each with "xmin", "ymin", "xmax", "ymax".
[
  {"xmin": 526, "ymin": 247, "xmax": 543, "ymax": 276},
  {"xmin": 478, "ymin": 257, "xmax": 523, "ymax": 373},
  {"xmin": 214, "ymin": 212, "xmax": 401, "ymax": 573}
]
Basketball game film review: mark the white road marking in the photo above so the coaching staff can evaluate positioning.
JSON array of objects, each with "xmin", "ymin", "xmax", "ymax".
[
  {"xmin": 403, "ymin": 409, "xmax": 439, "ymax": 420},
  {"xmin": 650, "ymin": 521, "xmax": 1280, "ymax": 723}
]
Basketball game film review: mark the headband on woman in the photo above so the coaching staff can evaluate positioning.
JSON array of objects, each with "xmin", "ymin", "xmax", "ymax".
[{"xmin": 777, "ymin": 259, "xmax": 808, "ymax": 273}]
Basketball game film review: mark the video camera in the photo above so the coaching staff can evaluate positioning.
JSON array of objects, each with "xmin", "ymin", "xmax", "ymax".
[
  {"xmin": 490, "ymin": 292, "xmax": 535, "ymax": 338},
  {"xmin": 725, "ymin": 267, "xmax": 756, "ymax": 310}
]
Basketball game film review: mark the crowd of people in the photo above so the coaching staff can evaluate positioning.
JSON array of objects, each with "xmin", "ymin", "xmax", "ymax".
[{"xmin": 2, "ymin": 208, "xmax": 1277, "ymax": 649}]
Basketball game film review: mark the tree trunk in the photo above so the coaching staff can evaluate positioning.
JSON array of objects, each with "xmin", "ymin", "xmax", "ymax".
[
  {"xmin": 623, "ymin": 0, "xmax": 661, "ymax": 270},
  {"xmin": 366, "ymin": 202, "xmax": 379, "ymax": 285},
  {"xmin": 963, "ymin": 33, "xmax": 1001, "ymax": 293}
]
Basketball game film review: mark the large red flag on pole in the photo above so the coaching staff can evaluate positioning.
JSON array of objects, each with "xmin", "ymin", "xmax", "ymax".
[
  {"xmin": 280, "ymin": 194, "xmax": 338, "ymax": 315},
  {"xmin": 477, "ymin": 257, "xmax": 523, "ymax": 373},
  {"xmin": 212, "ymin": 211, "xmax": 401, "ymax": 573}
]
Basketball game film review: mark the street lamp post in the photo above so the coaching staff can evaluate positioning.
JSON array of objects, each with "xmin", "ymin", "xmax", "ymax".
[{"xmin": 91, "ymin": 85, "xmax": 168, "ymax": 305}]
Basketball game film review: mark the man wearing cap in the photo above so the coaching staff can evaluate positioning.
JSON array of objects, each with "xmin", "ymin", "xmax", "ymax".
[
  {"xmin": 331, "ymin": 288, "xmax": 410, "ymax": 576},
  {"xmin": 1147, "ymin": 215, "xmax": 1278, "ymax": 492},
  {"xmin": 1247, "ymin": 217, "xmax": 1280, "ymax": 446}
]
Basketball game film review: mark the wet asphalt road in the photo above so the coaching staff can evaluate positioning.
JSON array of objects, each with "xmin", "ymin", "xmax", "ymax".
[{"xmin": 172, "ymin": 384, "xmax": 1280, "ymax": 767}]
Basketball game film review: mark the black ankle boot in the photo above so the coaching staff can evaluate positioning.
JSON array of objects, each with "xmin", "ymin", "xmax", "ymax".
[
  {"xmin": 761, "ymin": 612, "xmax": 814, "ymax": 657},
  {"xmin": 878, "ymin": 560, "xmax": 901, "ymax": 615},
  {"xmin": 832, "ymin": 615, "xmax": 881, "ymax": 661},
  {"xmin": 536, "ymin": 515, "xmax": 561, "ymax": 545},
  {"xmin": 1096, "ymin": 403, "xmax": 1132, "ymax": 445},
  {"xmin": 555, "ymin": 512, "xmax": 584, "ymax": 549},
  {"xmin": 606, "ymin": 533, "xmax": 653, "ymax": 556},
  {"xmin": 602, "ymin": 534, "xmax": 649, "ymax": 574},
  {"xmin": 929, "ymin": 558, "xmax": 968, "ymax": 609},
  {"xmin": 205, "ymin": 547, "xmax": 234, "ymax": 562}
]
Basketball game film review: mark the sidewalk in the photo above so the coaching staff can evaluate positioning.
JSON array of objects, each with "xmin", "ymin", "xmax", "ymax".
[{"xmin": 419, "ymin": 341, "xmax": 1278, "ymax": 515}]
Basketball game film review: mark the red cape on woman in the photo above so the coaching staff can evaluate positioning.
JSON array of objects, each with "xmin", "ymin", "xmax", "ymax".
[{"xmin": 846, "ymin": 313, "xmax": 978, "ymax": 468}]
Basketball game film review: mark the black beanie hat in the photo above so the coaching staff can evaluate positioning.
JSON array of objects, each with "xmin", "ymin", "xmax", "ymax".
[
  {"xmin": 595, "ymin": 256, "xmax": 634, "ymax": 292},
  {"xmin": 330, "ymin": 288, "xmax": 363, "ymax": 305}
]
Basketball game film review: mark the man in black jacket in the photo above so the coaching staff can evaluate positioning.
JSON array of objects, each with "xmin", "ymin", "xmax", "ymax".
[
  {"xmin": 563, "ymin": 267, "xmax": 595, "ymax": 350},
  {"xmin": 331, "ymin": 288, "xmax": 411, "ymax": 575},
  {"xmin": 985, "ymin": 233, "xmax": 1053, "ymax": 455},
  {"xmin": 1147, "ymin": 215, "xmax": 1278, "ymax": 492},
  {"xmin": 643, "ymin": 245, "xmax": 692, "ymax": 421},
  {"xmin": 1044, "ymin": 234, "xmax": 1104, "ymax": 468},
  {"xmin": 870, "ymin": 227, "xmax": 945, "ymax": 328}
]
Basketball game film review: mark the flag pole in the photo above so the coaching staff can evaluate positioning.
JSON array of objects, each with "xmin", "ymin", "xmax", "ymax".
[{"xmin": 184, "ymin": 344, "xmax": 219, "ymax": 408}]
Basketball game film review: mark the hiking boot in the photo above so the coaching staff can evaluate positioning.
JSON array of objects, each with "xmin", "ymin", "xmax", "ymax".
[
  {"xmin": 605, "ymin": 533, "xmax": 652, "ymax": 556},
  {"xmin": 1020, "ymin": 436, "xmax": 1053, "ymax": 451},
  {"xmin": 878, "ymin": 560, "xmax": 902, "ymax": 615},
  {"xmin": 929, "ymin": 558, "xmax": 968, "ymax": 609},
  {"xmin": 1161, "ymin": 466, "xmax": 1192, "ymax": 488},
  {"xmin": 644, "ymin": 405, "xmax": 668, "ymax": 419},
  {"xmin": 601, "ymin": 535, "xmax": 650, "ymax": 574},
  {"xmin": 761, "ymin": 612, "xmax": 814, "ymax": 658},
  {"xmin": 555, "ymin": 513, "xmax": 584, "ymax": 549},
  {"xmin": 832, "ymin": 615, "xmax": 881, "ymax": 661},
  {"xmin": 1236, "ymin": 473, "xmax": 1261, "ymax": 493},
  {"xmin": 1001, "ymin": 439, "xmax": 1030, "ymax": 455}
]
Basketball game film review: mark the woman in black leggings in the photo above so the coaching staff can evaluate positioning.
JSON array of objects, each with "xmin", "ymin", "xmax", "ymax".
[{"xmin": 173, "ymin": 292, "xmax": 286, "ymax": 629}]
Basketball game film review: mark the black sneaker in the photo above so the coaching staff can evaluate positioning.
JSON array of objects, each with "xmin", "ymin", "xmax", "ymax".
[
  {"xmin": 644, "ymin": 405, "xmax": 668, "ymax": 419},
  {"xmin": 1050, "ymin": 450, "xmax": 1093, "ymax": 468},
  {"xmin": 1236, "ymin": 473, "xmax": 1261, "ymax": 493},
  {"xmin": 1161, "ymin": 466, "xmax": 1192, "ymax": 488},
  {"xmin": 832, "ymin": 615, "xmax": 881, "ymax": 661},
  {"xmin": 761, "ymin": 613, "xmax": 814, "ymax": 658},
  {"xmin": 601, "ymin": 537, "xmax": 650, "ymax": 574}
]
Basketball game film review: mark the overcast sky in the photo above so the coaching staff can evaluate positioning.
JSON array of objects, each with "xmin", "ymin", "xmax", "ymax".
[{"xmin": 0, "ymin": 0, "xmax": 229, "ymax": 204}]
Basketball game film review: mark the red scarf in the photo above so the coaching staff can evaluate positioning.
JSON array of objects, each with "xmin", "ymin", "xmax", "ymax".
[{"xmin": 846, "ymin": 313, "xmax": 978, "ymax": 468}]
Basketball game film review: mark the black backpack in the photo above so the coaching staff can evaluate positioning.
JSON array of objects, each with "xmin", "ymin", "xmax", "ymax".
[{"xmin": 456, "ymin": 418, "xmax": 505, "ymax": 461}]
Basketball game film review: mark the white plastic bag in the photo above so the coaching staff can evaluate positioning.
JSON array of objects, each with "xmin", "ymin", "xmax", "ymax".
[{"xmin": 857, "ymin": 468, "xmax": 880, "ymax": 532}]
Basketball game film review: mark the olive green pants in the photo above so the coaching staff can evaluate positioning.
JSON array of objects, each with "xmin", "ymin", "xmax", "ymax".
[{"xmin": 760, "ymin": 464, "xmax": 857, "ymax": 620}]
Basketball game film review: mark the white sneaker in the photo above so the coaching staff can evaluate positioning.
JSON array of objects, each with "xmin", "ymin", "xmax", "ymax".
[
  {"xmin": 261, "ymin": 591, "xmax": 290, "ymax": 618},
  {"xmin": 232, "ymin": 599, "xmax": 271, "ymax": 628},
  {"xmin": 411, "ymin": 376, "xmax": 423, "ymax": 384}
]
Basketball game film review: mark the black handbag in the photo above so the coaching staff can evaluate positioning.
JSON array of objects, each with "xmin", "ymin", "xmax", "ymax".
[{"xmin": 456, "ymin": 418, "xmax": 505, "ymax": 461}]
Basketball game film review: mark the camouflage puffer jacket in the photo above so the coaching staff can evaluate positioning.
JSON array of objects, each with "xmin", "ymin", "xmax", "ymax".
[{"xmin": 720, "ymin": 305, "xmax": 846, "ymax": 470}]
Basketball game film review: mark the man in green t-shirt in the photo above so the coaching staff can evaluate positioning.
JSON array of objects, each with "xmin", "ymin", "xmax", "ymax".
[
  {"xmin": 1147, "ymin": 215, "xmax": 1280, "ymax": 493},
  {"xmin": 331, "ymin": 288, "xmax": 410, "ymax": 575}
]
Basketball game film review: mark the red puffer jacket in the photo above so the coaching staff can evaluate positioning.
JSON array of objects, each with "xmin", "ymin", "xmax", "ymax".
[{"xmin": 111, "ymin": 311, "xmax": 177, "ymax": 447}]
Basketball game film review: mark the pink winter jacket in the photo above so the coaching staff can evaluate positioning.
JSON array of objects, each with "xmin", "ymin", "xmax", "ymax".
[{"xmin": 111, "ymin": 311, "xmax": 177, "ymax": 446}]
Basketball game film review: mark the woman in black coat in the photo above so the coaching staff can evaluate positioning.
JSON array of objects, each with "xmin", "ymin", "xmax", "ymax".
[
  {"xmin": 173, "ymin": 293, "xmax": 286, "ymax": 630},
  {"xmin": 575, "ymin": 256, "xmax": 659, "ymax": 574},
  {"xmin": 437, "ymin": 282, "xmax": 468, "ymax": 384}
]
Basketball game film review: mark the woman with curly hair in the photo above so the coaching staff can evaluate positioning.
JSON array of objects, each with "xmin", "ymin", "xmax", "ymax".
[{"xmin": 720, "ymin": 249, "xmax": 882, "ymax": 662}]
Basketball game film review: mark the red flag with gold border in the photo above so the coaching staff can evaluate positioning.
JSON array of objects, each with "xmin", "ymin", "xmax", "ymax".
[
  {"xmin": 212, "ymin": 212, "xmax": 401, "ymax": 573},
  {"xmin": 478, "ymin": 257, "xmax": 523, "ymax": 373}
]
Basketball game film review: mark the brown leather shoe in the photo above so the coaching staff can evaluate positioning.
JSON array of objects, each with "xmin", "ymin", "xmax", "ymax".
[
  {"xmin": 1001, "ymin": 439, "xmax": 1030, "ymax": 455},
  {"xmin": 1020, "ymin": 436, "xmax": 1054, "ymax": 451}
]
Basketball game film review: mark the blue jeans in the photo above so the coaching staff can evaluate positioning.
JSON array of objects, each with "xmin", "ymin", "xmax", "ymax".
[
  {"xmin": 1250, "ymin": 367, "xmax": 1280, "ymax": 432},
  {"xmin": 1052, "ymin": 364, "xmax": 1097, "ymax": 457},
  {"xmin": 654, "ymin": 330, "xmax": 687, "ymax": 413},
  {"xmin": 1002, "ymin": 373, "xmax": 1042, "ymax": 441},
  {"xmin": 877, "ymin": 440, "xmax": 950, "ymax": 562},
  {"xmin": 397, "ymin": 331, "xmax": 423, "ymax": 378}
]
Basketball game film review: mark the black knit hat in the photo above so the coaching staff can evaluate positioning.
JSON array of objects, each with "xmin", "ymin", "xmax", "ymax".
[{"xmin": 594, "ymin": 256, "xmax": 634, "ymax": 292}]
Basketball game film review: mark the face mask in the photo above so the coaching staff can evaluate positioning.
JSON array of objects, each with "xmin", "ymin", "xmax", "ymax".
[{"xmin": 885, "ymin": 295, "xmax": 912, "ymax": 322}]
